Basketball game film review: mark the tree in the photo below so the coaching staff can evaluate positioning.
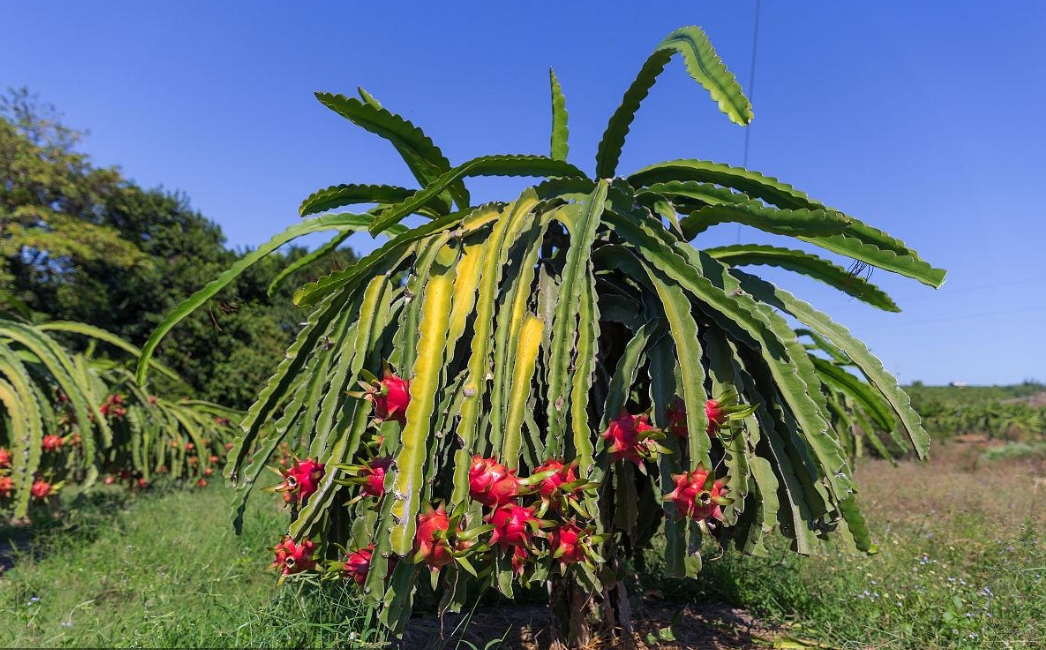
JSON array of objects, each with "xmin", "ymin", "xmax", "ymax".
[
  {"xmin": 0, "ymin": 88, "xmax": 145, "ymax": 307},
  {"xmin": 1, "ymin": 89, "xmax": 358, "ymax": 409},
  {"xmin": 139, "ymin": 25, "xmax": 945, "ymax": 646}
]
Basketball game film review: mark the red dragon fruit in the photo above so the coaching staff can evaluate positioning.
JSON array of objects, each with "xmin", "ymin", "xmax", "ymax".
[
  {"xmin": 276, "ymin": 457, "xmax": 325, "ymax": 504},
  {"xmin": 363, "ymin": 371, "xmax": 411, "ymax": 425},
  {"xmin": 549, "ymin": 521, "xmax": 588, "ymax": 566},
  {"xmin": 42, "ymin": 435, "xmax": 64, "ymax": 452},
  {"xmin": 413, "ymin": 504, "xmax": 455, "ymax": 571},
  {"xmin": 533, "ymin": 458, "xmax": 582, "ymax": 509},
  {"xmin": 0, "ymin": 476, "xmax": 14, "ymax": 498},
  {"xmin": 30, "ymin": 479, "xmax": 52, "ymax": 500},
  {"xmin": 273, "ymin": 536, "xmax": 317, "ymax": 575},
  {"xmin": 511, "ymin": 546, "xmax": 528, "ymax": 574},
  {"xmin": 667, "ymin": 398, "xmax": 688, "ymax": 438},
  {"xmin": 343, "ymin": 545, "xmax": 373, "ymax": 585},
  {"xmin": 667, "ymin": 398, "xmax": 732, "ymax": 438},
  {"xmin": 665, "ymin": 468, "xmax": 729, "ymax": 522},
  {"xmin": 602, "ymin": 412, "xmax": 660, "ymax": 466},
  {"xmin": 489, "ymin": 504, "xmax": 539, "ymax": 550},
  {"xmin": 468, "ymin": 456, "xmax": 521, "ymax": 507},
  {"xmin": 361, "ymin": 457, "xmax": 393, "ymax": 498},
  {"xmin": 0, "ymin": 447, "xmax": 10, "ymax": 469},
  {"xmin": 100, "ymin": 394, "xmax": 126, "ymax": 419},
  {"xmin": 705, "ymin": 399, "xmax": 728, "ymax": 436}
]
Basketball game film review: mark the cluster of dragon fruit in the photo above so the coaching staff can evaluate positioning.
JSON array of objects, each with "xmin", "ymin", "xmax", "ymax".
[
  {"xmin": 0, "ymin": 392, "xmax": 232, "ymax": 511},
  {"xmin": 270, "ymin": 368, "xmax": 747, "ymax": 585}
]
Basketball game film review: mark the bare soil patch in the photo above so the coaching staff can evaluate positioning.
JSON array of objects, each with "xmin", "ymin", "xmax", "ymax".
[{"xmin": 401, "ymin": 601, "xmax": 780, "ymax": 649}]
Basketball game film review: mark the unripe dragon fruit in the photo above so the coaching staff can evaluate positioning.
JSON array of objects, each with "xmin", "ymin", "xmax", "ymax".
[
  {"xmin": 468, "ymin": 456, "xmax": 520, "ymax": 507},
  {"xmin": 30, "ymin": 479, "xmax": 52, "ymax": 500},
  {"xmin": 667, "ymin": 398, "xmax": 688, "ymax": 438},
  {"xmin": 665, "ymin": 468, "xmax": 728, "ymax": 522},
  {"xmin": 549, "ymin": 521, "xmax": 588, "ymax": 566},
  {"xmin": 42, "ymin": 435, "xmax": 64, "ymax": 452},
  {"xmin": 0, "ymin": 447, "xmax": 10, "ymax": 469},
  {"xmin": 273, "ymin": 536, "xmax": 317, "ymax": 575},
  {"xmin": 361, "ymin": 457, "xmax": 393, "ymax": 498},
  {"xmin": 489, "ymin": 504, "xmax": 538, "ymax": 549},
  {"xmin": 276, "ymin": 457, "xmax": 325, "ymax": 503},
  {"xmin": 0, "ymin": 476, "xmax": 14, "ymax": 498},
  {"xmin": 343, "ymin": 545, "xmax": 373, "ymax": 585}
]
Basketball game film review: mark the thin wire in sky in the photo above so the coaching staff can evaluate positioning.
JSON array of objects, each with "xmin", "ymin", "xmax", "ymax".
[{"xmin": 737, "ymin": 0, "xmax": 762, "ymax": 245}]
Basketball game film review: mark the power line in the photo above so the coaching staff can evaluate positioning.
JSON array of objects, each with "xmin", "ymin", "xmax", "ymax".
[
  {"xmin": 742, "ymin": 0, "xmax": 762, "ymax": 170},
  {"xmin": 737, "ymin": 0, "xmax": 762, "ymax": 245}
]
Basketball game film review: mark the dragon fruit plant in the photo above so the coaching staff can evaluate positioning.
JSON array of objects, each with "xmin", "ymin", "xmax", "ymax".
[
  {"xmin": 0, "ymin": 317, "xmax": 238, "ymax": 519},
  {"xmin": 138, "ymin": 24, "xmax": 944, "ymax": 646}
]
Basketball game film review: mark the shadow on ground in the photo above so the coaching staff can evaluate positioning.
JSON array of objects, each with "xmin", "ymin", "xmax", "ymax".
[{"xmin": 402, "ymin": 601, "xmax": 779, "ymax": 650}]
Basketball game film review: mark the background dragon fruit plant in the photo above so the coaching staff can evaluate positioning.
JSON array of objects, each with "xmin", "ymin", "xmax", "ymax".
[
  {"xmin": 0, "ymin": 316, "xmax": 238, "ymax": 519},
  {"xmin": 138, "ymin": 24, "xmax": 945, "ymax": 645}
]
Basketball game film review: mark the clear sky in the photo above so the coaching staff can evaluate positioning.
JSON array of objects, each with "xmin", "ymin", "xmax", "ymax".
[{"xmin": 2, "ymin": 1, "xmax": 1044, "ymax": 385}]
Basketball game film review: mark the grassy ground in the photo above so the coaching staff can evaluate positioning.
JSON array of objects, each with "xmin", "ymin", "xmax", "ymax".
[
  {"xmin": 643, "ymin": 440, "xmax": 1046, "ymax": 649},
  {"xmin": 0, "ymin": 482, "xmax": 385, "ymax": 648},
  {"xmin": 2, "ymin": 441, "xmax": 1043, "ymax": 649}
]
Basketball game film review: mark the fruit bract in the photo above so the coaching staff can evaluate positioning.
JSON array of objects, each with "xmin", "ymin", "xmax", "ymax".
[
  {"xmin": 665, "ymin": 468, "xmax": 728, "ymax": 522},
  {"xmin": 489, "ymin": 504, "xmax": 538, "ymax": 549},
  {"xmin": 276, "ymin": 457, "xmax": 325, "ymax": 503},
  {"xmin": 468, "ymin": 455, "xmax": 520, "ymax": 507},
  {"xmin": 343, "ymin": 545, "xmax": 373, "ymax": 585},
  {"xmin": 273, "ymin": 536, "xmax": 317, "ymax": 575}
]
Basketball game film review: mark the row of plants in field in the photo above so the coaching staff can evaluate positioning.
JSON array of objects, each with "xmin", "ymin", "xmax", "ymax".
[
  {"xmin": 917, "ymin": 400, "xmax": 1045, "ymax": 442},
  {"xmin": 0, "ymin": 316, "xmax": 238, "ymax": 520},
  {"xmin": 138, "ymin": 23, "xmax": 945, "ymax": 647}
]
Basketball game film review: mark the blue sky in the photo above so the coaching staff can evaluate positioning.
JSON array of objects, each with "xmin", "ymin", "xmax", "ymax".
[{"xmin": 2, "ymin": 1, "xmax": 1044, "ymax": 385}]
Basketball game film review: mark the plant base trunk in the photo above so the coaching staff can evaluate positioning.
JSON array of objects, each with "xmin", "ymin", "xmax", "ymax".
[{"xmin": 548, "ymin": 575, "xmax": 635, "ymax": 649}]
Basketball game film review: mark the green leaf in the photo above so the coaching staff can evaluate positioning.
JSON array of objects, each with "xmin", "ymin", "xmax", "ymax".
[
  {"xmin": 596, "ymin": 26, "xmax": 752, "ymax": 178},
  {"xmin": 681, "ymin": 201, "xmax": 853, "ymax": 239},
  {"xmin": 368, "ymin": 155, "xmax": 587, "ymax": 235},
  {"xmin": 136, "ymin": 212, "xmax": 381, "ymax": 386},
  {"xmin": 629, "ymin": 160, "xmax": 821, "ymax": 210},
  {"xmin": 549, "ymin": 68, "xmax": 570, "ymax": 161},
  {"xmin": 659, "ymin": 26, "xmax": 753, "ymax": 126},
  {"xmin": 705, "ymin": 245, "xmax": 900, "ymax": 312},
  {"xmin": 315, "ymin": 92, "xmax": 466, "ymax": 211},
  {"xmin": 299, "ymin": 184, "xmax": 440, "ymax": 217},
  {"xmin": 730, "ymin": 269, "xmax": 930, "ymax": 458},
  {"xmin": 545, "ymin": 181, "xmax": 609, "ymax": 444}
]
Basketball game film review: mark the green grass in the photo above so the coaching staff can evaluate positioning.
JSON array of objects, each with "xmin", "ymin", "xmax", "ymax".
[
  {"xmin": 0, "ymin": 483, "xmax": 385, "ymax": 648},
  {"xmin": 641, "ymin": 445, "xmax": 1046, "ymax": 649},
  {"xmin": 3, "ymin": 445, "xmax": 1044, "ymax": 649}
]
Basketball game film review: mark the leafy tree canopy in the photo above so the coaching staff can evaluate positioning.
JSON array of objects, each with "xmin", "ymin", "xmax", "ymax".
[{"xmin": 0, "ymin": 88, "xmax": 356, "ymax": 408}]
